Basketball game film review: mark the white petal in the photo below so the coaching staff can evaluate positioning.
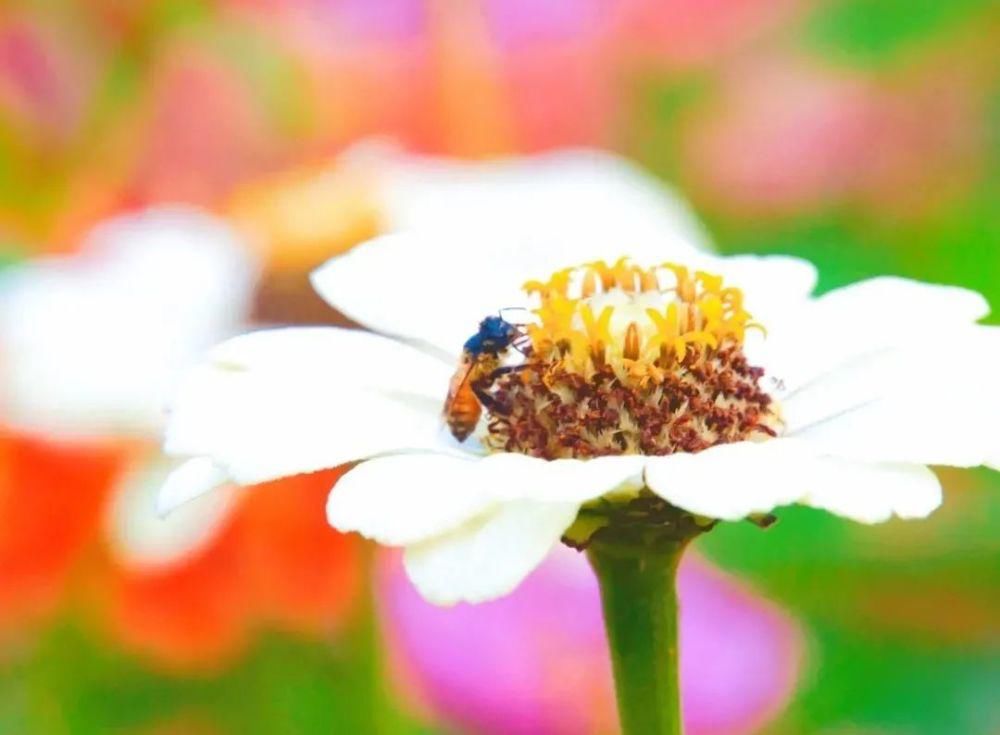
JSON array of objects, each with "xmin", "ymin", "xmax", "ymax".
[
  {"xmin": 326, "ymin": 451, "xmax": 641, "ymax": 547},
  {"xmin": 780, "ymin": 345, "xmax": 916, "ymax": 433},
  {"xmin": 165, "ymin": 327, "xmax": 461, "ymax": 486},
  {"xmin": 814, "ymin": 276, "xmax": 988, "ymax": 324},
  {"xmin": 801, "ymin": 460, "xmax": 941, "ymax": 523},
  {"xmin": 402, "ymin": 500, "xmax": 580, "ymax": 605},
  {"xmin": 785, "ymin": 327, "xmax": 1000, "ymax": 467},
  {"xmin": 206, "ymin": 326, "xmax": 452, "ymax": 400},
  {"xmin": 167, "ymin": 365, "xmax": 455, "ymax": 486},
  {"xmin": 644, "ymin": 439, "xmax": 815, "ymax": 520},
  {"xmin": 791, "ymin": 395, "xmax": 998, "ymax": 468},
  {"xmin": 157, "ymin": 457, "xmax": 230, "ymax": 517},
  {"xmin": 687, "ymin": 253, "xmax": 818, "ymax": 317},
  {"xmin": 476, "ymin": 453, "xmax": 646, "ymax": 503},
  {"xmin": 313, "ymin": 151, "xmax": 713, "ymax": 354},
  {"xmin": 645, "ymin": 438, "xmax": 943, "ymax": 524},
  {"xmin": 327, "ymin": 454, "xmax": 496, "ymax": 545},
  {"xmin": 0, "ymin": 206, "xmax": 256, "ymax": 438},
  {"xmin": 311, "ymin": 233, "xmax": 528, "ymax": 356},
  {"xmin": 755, "ymin": 277, "xmax": 990, "ymax": 391},
  {"xmin": 108, "ymin": 454, "xmax": 238, "ymax": 569}
]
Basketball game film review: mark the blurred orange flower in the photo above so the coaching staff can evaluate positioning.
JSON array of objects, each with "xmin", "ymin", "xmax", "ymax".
[
  {"xmin": 0, "ymin": 433, "xmax": 359, "ymax": 671},
  {"xmin": 99, "ymin": 468, "xmax": 360, "ymax": 671},
  {"xmin": 0, "ymin": 432, "xmax": 121, "ymax": 633}
]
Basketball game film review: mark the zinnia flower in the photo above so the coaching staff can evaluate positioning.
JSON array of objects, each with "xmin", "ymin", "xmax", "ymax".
[{"xmin": 159, "ymin": 151, "xmax": 997, "ymax": 607}]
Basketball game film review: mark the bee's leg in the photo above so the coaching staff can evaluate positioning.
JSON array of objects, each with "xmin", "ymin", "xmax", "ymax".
[
  {"xmin": 511, "ymin": 336, "xmax": 533, "ymax": 355},
  {"xmin": 471, "ymin": 383, "xmax": 503, "ymax": 414},
  {"xmin": 473, "ymin": 364, "xmax": 528, "ymax": 416},
  {"xmin": 489, "ymin": 364, "xmax": 528, "ymax": 379}
]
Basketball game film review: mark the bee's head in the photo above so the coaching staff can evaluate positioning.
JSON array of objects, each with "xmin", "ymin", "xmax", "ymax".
[
  {"xmin": 464, "ymin": 315, "xmax": 517, "ymax": 355},
  {"xmin": 480, "ymin": 315, "xmax": 515, "ymax": 340}
]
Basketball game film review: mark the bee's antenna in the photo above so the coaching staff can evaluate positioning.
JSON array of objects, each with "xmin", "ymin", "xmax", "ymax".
[{"xmin": 498, "ymin": 306, "xmax": 534, "ymax": 324}]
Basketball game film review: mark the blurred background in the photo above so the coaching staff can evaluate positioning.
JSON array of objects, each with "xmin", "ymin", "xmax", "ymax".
[{"xmin": 1, "ymin": 0, "xmax": 998, "ymax": 733}]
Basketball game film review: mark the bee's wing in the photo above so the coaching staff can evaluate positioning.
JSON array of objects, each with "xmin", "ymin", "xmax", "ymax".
[{"xmin": 445, "ymin": 354, "xmax": 476, "ymax": 404}]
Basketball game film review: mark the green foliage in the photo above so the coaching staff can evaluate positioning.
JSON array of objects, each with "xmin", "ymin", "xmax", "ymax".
[
  {"xmin": 0, "ymin": 247, "xmax": 22, "ymax": 270},
  {"xmin": 0, "ymin": 620, "xmax": 442, "ymax": 735},
  {"xmin": 710, "ymin": 213, "xmax": 907, "ymax": 291},
  {"xmin": 775, "ymin": 624, "xmax": 1000, "ymax": 734},
  {"xmin": 805, "ymin": 0, "xmax": 995, "ymax": 65}
]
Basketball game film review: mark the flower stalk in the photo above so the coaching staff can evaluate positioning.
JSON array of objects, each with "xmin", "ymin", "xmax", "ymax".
[{"xmin": 588, "ymin": 537, "xmax": 691, "ymax": 735}]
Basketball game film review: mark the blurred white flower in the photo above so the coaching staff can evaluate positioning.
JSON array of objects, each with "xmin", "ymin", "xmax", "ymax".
[
  {"xmin": 371, "ymin": 145, "xmax": 710, "ymax": 250},
  {"xmin": 0, "ymin": 206, "xmax": 257, "ymax": 568},
  {"xmin": 160, "ymin": 152, "xmax": 998, "ymax": 606},
  {"xmin": 0, "ymin": 207, "xmax": 255, "ymax": 438}
]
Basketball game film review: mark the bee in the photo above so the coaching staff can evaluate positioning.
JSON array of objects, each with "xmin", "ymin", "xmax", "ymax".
[{"xmin": 444, "ymin": 314, "xmax": 528, "ymax": 441}]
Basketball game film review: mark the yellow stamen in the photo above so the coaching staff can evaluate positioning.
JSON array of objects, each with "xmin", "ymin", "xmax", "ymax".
[
  {"xmin": 640, "ymin": 269, "xmax": 659, "ymax": 292},
  {"xmin": 661, "ymin": 263, "xmax": 694, "ymax": 302},
  {"xmin": 524, "ymin": 259, "xmax": 762, "ymax": 375},
  {"xmin": 585, "ymin": 260, "xmax": 616, "ymax": 291},
  {"xmin": 581, "ymin": 304, "xmax": 614, "ymax": 346},
  {"xmin": 695, "ymin": 271, "xmax": 723, "ymax": 295},
  {"xmin": 623, "ymin": 322, "xmax": 641, "ymax": 361}
]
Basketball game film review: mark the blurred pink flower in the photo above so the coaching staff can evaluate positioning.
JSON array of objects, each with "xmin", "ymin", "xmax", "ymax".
[
  {"xmin": 683, "ymin": 58, "xmax": 985, "ymax": 216},
  {"xmin": 231, "ymin": 0, "xmax": 792, "ymax": 155},
  {"xmin": 480, "ymin": 0, "xmax": 614, "ymax": 152},
  {"xmin": 380, "ymin": 545, "xmax": 802, "ymax": 735},
  {"xmin": 684, "ymin": 61, "xmax": 882, "ymax": 215},
  {"xmin": 319, "ymin": 0, "xmax": 428, "ymax": 40},
  {"xmin": 129, "ymin": 43, "xmax": 274, "ymax": 206},
  {"xmin": 483, "ymin": 0, "xmax": 605, "ymax": 47},
  {"xmin": 616, "ymin": 0, "xmax": 793, "ymax": 68},
  {"xmin": 0, "ymin": 14, "xmax": 95, "ymax": 144}
]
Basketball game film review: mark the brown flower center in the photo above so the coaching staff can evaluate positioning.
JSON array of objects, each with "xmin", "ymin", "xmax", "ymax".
[{"xmin": 475, "ymin": 259, "xmax": 782, "ymax": 460}]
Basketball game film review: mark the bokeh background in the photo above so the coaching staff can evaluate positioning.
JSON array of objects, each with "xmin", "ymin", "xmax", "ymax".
[{"xmin": 1, "ymin": 1, "xmax": 998, "ymax": 733}]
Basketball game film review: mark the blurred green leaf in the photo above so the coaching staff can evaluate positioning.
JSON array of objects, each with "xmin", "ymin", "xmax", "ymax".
[
  {"xmin": 213, "ymin": 26, "xmax": 315, "ymax": 140},
  {"xmin": 697, "ymin": 469, "xmax": 1000, "ymax": 645},
  {"xmin": 709, "ymin": 214, "xmax": 906, "ymax": 291},
  {"xmin": 0, "ymin": 246, "xmax": 23, "ymax": 269},
  {"xmin": 145, "ymin": 0, "xmax": 212, "ymax": 35},
  {"xmin": 805, "ymin": 0, "xmax": 995, "ymax": 65},
  {"xmin": 622, "ymin": 74, "xmax": 710, "ymax": 182},
  {"xmin": 0, "ymin": 618, "xmax": 444, "ymax": 735},
  {"xmin": 772, "ymin": 623, "xmax": 1000, "ymax": 734}
]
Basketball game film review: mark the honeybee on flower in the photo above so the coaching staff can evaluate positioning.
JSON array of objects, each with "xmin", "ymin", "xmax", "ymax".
[{"xmin": 444, "ymin": 313, "xmax": 531, "ymax": 441}]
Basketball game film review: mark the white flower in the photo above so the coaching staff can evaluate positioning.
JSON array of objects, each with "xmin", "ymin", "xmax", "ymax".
[
  {"xmin": 0, "ymin": 206, "xmax": 255, "ymax": 568},
  {"xmin": 159, "ymin": 152, "xmax": 998, "ymax": 606}
]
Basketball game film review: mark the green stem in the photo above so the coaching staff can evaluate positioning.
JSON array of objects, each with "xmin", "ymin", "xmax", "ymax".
[{"xmin": 587, "ymin": 539, "xmax": 688, "ymax": 735}]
